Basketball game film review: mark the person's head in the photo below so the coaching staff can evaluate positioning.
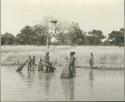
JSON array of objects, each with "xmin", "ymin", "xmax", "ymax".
[
  {"xmin": 90, "ymin": 52, "xmax": 93, "ymax": 56},
  {"xmin": 28, "ymin": 55, "xmax": 31, "ymax": 59},
  {"xmin": 40, "ymin": 58, "xmax": 42, "ymax": 61},
  {"xmin": 46, "ymin": 52, "xmax": 49, "ymax": 56},
  {"xmin": 33, "ymin": 56, "xmax": 35, "ymax": 59},
  {"xmin": 70, "ymin": 52, "xmax": 75, "ymax": 57}
]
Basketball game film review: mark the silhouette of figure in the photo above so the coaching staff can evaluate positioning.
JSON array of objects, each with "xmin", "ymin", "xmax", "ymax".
[
  {"xmin": 60, "ymin": 52, "xmax": 76, "ymax": 79},
  {"xmin": 89, "ymin": 52, "xmax": 94, "ymax": 69},
  {"xmin": 44, "ymin": 52, "xmax": 50, "ymax": 73},
  {"xmin": 27, "ymin": 55, "xmax": 32, "ymax": 71},
  {"xmin": 69, "ymin": 52, "xmax": 76, "ymax": 77},
  {"xmin": 44, "ymin": 52, "xmax": 56, "ymax": 73},
  {"xmin": 38, "ymin": 58, "xmax": 44, "ymax": 71},
  {"xmin": 47, "ymin": 36, "xmax": 51, "ymax": 48}
]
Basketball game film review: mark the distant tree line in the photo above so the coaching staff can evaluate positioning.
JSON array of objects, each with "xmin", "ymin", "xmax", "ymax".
[{"xmin": 1, "ymin": 18, "xmax": 124, "ymax": 46}]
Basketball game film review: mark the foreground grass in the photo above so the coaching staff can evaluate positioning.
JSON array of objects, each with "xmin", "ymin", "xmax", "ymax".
[{"xmin": 1, "ymin": 45, "xmax": 124, "ymax": 70}]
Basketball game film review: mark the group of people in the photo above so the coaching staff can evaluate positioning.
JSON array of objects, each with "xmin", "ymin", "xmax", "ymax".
[
  {"xmin": 26, "ymin": 52, "xmax": 56, "ymax": 73},
  {"xmin": 18, "ymin": 51, "xmax": 94, "ymax": 79}
]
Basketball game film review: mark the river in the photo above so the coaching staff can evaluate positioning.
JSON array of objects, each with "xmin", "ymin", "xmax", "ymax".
[{"xmin": 1, "ymin": 66, "xmax": 124, "ymax": 101}]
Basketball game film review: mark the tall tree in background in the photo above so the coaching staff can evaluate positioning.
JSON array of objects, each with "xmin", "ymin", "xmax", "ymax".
[
  {"xmin": 16, "ymin": 25, "xmax": 48, "ymax": 45},
  {"xmin": 1, "ymin": 33, "xmax": 16, "ymax": 45},
  {"xmin": 86, "ymin": 29, "xmax": 105, "ymax": 45},
  {"xmin": 1, "ymin": 16, "xmax": 123, "ymax": 46},
  {"xmin": 108, "ymin": 28, "xmax": 124, "ymax": 46},
  {"xmin": 32, "ymin": 24, "xmax": 48, "ymax": 45},
  {"xmin": 16, "ymin": 26, "xmax": 33, "ymax": 45},
  {"xmin": 67, "ymin": 22, "xmax": 86, "ymax": 45},
  {"xmin": 56, "ymin": 31, "xmax": 69, "ymax": 45}
]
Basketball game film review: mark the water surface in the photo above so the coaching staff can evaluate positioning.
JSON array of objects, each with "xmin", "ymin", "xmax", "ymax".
[{"xmin": 1, "ymin": 66, "xmax": 124, "ymax": 101}]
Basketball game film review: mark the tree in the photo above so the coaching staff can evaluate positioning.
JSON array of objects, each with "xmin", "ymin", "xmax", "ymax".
[
  {"xmin": 108, "ymin": 28, "xmax": 124, "ymax": 46},
  {"xmin": 32, "ymin": 24, "xmax": 48, "ymax": 45},
  {"xmin": 56, "ymin": 31, "xmax": 69, "ymax": 45},
  {"xmin": 16, "ymin": 25, "xmax": 49, "ymax": 45},
  {"xmin": 41, "ymin": 17, "xmax": 64, "ymax": 46},
  {"xmin": 85, "ymin": 35, "xmax": 101, "ymax": 45},
  {"xmin": 86, "ymin": 29, "xmax": 105, "ymax": 45},
  {"xmin": 1, "ymin": 33, "xmax": 16, "ymax": 45},
  {"xmin": 102, "ymin": 39, "xmax": 111, "ymax": 46},
  {"xmin": 67, "ymin": 22, "xmax": 86, "ymax": 45},
  {"xmin": 16, "ymin": 26, "xmax": 33, "ymax": 45}
]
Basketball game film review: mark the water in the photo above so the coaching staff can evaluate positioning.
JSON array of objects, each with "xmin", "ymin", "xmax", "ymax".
[{"xmin": 1, "ymin": 66, "xmax": 124, "ymax": 101}]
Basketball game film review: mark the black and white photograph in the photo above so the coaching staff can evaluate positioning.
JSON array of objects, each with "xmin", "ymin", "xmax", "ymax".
[{"xmin": 1, "ymin": 0, "xmax": 124, "ymax": 101}]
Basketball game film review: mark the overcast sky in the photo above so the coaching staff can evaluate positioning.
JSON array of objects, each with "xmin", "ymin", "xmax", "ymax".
[{"xmin": 1, "ymin": 0, "xmax": 124, "ymax": 36}]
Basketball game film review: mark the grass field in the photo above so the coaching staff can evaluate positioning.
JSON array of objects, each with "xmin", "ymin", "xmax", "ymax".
[{"xmin": 1, "ymin": 45, "xmax": 124, "ymax": 69}]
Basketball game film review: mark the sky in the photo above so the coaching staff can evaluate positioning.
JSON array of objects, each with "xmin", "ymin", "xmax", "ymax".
[{"xmin": 1, "ymin": 0, "xmax": 124, "ymax": 36}]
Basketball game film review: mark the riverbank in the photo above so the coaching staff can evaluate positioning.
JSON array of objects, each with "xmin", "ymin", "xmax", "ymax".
[{"xmin": 1, "ymin": 45, "xmax": 124, "ymax": 70}]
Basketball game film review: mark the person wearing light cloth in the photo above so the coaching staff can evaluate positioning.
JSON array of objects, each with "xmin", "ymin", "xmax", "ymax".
[
  {"xmin": 27, "ymin": 55, "xmax": 36, "ymax": 71},
  {"xmin": 60, "ymin": 52, "xmax": 76, "ymax": 79},
  {"xmin": 60, "ymin": 56, "xmax": 70, "ymax": 79},
  {"xmin": 32, "ymin": 56, "xmax": 36, "ymax": 67}
]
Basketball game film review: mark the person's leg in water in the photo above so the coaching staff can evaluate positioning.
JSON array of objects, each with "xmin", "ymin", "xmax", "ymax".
[
  {"xmin": 27, "ymin": 55, "xmax": 32, "ymax": 71},
  {"xmin": 49, "ymin": 65, "xmax": 55, "ymax": 73},
  {"xmin": 69, "ymin": 52, "xmax": 76, "ymax": 77},
  {"xmin": 69, "ymin": 64, "xmax": 73, "ymax": 78}
]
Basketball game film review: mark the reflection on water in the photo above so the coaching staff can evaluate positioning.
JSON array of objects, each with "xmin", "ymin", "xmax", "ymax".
[
  {"xmin": 27, "ymin": 71, "xmax": 35, "ymax": 79},
  {"xmin": 17, "ymin": 72, "xmax": 26, "ymax": 79},
  {"xmin": 89, "ymin": 69, "xmax": 94, "ymax": 96},
  {"xmin": 61, "ymin": 78, "xmax": 75, "ymax": 100},
  {"xmin": 37, "ymin": 72, "xmax": 43, "ymax": 80},
  {"xmin": 43, "ymin": 73, "xmax": 53, "ymax": 96},
  {"xmin": 1, "ymin": 66, "xmax": 124, "ymax": 101}
]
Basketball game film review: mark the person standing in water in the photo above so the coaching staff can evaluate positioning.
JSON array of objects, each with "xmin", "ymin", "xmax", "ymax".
[
  {"xmin": 32, "ymin": 56, "xmax": 36, "ymax": 70},
  {"xmin": 27, "ymin": 55, "xmax": 32, "ymax": 71},
  {"xmin": 38, "ymin": 58, "xmax": 44, "ymax": 71},
  {"xmin": 44, "ymin": 52, "xmax": 50, "ymax": 73},
  {"xmin": 60, "ymin": 56, "xmax": 70, "ymax": 79},
  {"xmin": 69, "ymin": 52, "xmax": 76, "ymax": 77},
  {"xmin": 32, "ymin": 56, "xmax": 36, "ymax": 66},
  {"xmin": 44, "ymin": 52, "xmax": 56, "ymax": 73},
  {"xmin": 89, "ymin": 52, "xmax": 94, "ymax": 69}
]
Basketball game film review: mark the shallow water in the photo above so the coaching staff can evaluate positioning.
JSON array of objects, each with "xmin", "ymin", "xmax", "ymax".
[{"xmin": 1, "ymin": 66, "xmax": 124, "ymax": 101}]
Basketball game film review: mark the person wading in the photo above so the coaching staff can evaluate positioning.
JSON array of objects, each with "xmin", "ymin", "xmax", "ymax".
[
  {"xmin": 89, "ymin": 52, "xmax": 94, "ymax": 69},
  {"xmin": 32, "ymin": 56, "xmax": 36, "ymax": 67},
  {"xmin": 38, "ymin": 58, "xmax": 44, "ymax": 71},
  {"xmin": 60, "ymin": 52, "xmax": 76, "ymax": 79},
  {"xmin": 27, "ymin": 55, "xmax": 32, "ymax": 71},
  {"xmin": 69, "ymin": 52, "xmax": 76, "ymax": 77},
  {"xmin": 44, "ymin": 52, "xmax": 50, "ymax": 73},
  {"xmin": 44, "ymin": 52, "xmax": 56, "ymax": 73}
]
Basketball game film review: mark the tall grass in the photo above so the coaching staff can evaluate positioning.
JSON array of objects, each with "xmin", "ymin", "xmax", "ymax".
[{"xmin": 1, "ymin": 45, "xmax": 124, "ymax": 69}]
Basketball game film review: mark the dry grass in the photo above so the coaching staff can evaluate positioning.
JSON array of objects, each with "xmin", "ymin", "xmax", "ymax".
[{"xmin": 1, "ymin": 45, "xmax": 124, "ymax": 69}]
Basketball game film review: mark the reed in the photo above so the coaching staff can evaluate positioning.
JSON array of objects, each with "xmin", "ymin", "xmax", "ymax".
[{"xmin": 1, "ymin": 45, "xmax": 124, "ymax": 69}]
